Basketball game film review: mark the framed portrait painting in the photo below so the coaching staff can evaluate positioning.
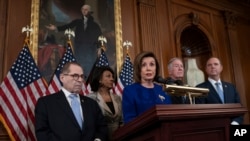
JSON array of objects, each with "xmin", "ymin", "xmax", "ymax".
[{"xmin": 30, "ymin": 0, "xmax": 123, "ymax": 83}]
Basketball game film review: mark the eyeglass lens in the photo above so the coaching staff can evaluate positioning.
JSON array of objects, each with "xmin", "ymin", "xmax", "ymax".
[{"xmin": 64, "ymin": 74, "xmax": 84, "ymax": 80}]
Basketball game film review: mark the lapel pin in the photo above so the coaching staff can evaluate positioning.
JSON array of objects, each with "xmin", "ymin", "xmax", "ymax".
[{"xmin": 158, "ymin": 95, "xmax": 165, "ymax": 102}]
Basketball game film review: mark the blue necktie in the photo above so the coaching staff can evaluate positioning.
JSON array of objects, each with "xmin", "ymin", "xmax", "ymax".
[
  {"xmin": 69, "ymin": 94, "xmax": 82, "ymax": 128},
  {"xmin": 215, "ymin": 82, "xmax": 224, "ymax": 103}
]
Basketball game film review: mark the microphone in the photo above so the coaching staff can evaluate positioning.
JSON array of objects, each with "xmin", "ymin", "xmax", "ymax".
[
  {"xmin": 155, "ymin": 76, "xmax": 167, "ymax": 84},
  {"xmin": 155, "ymin": 76, "xmax": 183, "ymax": 86},
  {"xmin": 175, "ymin": 80, "xmax": 183, "ymax": 85},
  {"xmin": 155, "ymin": 76, "xmax": 173, "ymax": 84}
]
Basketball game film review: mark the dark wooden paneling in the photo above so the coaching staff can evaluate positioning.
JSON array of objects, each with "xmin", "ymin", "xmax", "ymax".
[
  {"xmin": 0, "ymin": 0, "xmax": 8, "ymax": 81},
  {"xmin": 137, "ymin": 0, "xmax": 158, "ymax": 51},
  {"xmin": 121, "ymin": 0, "xmax": 138, "ymax": 61},
  {"xmin": 0, "ymin": 122, "xmax": 9, "ymax": 141},
  {"xmin": 0, "ymin": 0, "xmax": 9, "ymax": 139},
  {"xmin": 237, "ymin": 17, "xmax": 250, "ymax": 123},
  {"xmin": 2, "ymin": 0, "xmax": 31, "ymax": 77}
]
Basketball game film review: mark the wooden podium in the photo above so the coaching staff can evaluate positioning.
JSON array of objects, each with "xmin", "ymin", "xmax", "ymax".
[{"xmin": 113, "ymin": 104, "xmax": 247, "ymax": 141}]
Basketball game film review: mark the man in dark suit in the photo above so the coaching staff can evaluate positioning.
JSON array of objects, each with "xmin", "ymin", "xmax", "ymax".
[
  {"xmin": 196, "ymin": 57, "xmax": 243, "ymax": 125},
  {"xmin": 35, "ymin": 62, "xmax": 108, "ymax": 141}
]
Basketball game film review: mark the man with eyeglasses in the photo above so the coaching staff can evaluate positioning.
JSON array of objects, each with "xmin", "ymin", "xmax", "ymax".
[{"xmin": 35, "ymin": 62, "xmax": 108, "ymax": 141}]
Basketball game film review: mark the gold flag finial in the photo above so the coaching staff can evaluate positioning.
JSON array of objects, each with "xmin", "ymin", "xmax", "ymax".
[
  {"xmin": 98, "ymin": 35, "xmax": 107, "ymax": 47},
  {"xmin": 22, "ymin": 25, "xmax": 33, "ymax": 45},
  {"xmin": 64, "ymin": 28, "xmax": 75, "ymax": 52},
  {"xmin": 64, "ymin": 28, "xmax": 75, "ymax": 41},
  {"xmin": 123, "ymin": 40, "xmax": 132, "ymax": 54},
  {"xmin": 97, "ymin": 36, "xmax": 107, "ymax": 56}
]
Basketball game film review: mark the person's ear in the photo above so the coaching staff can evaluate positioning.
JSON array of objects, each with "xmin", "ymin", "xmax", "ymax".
[{"xmin": 60, "ymin": 74, "xmax": 65, "ymax": 82}]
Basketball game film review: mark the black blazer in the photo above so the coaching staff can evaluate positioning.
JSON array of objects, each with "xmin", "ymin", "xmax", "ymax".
[
  {"xmin": 196, "ymin": 80, "xmax": 243, "ymax": 124},
  {"xmin": 35, "ymin": 90, "xmax": 108, "ymax": 141}
]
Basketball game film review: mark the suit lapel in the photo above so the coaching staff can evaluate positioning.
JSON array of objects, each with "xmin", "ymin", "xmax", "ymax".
[
  {"xmin": 221, "ymin": 82, "xmax": 228, "ymax": 103},
  {"xmin": 110, "ymin": 94, "xmax": 120, "ymax": 117},
  {"xmin": 57, "ymin": 91, "xmax": 82, "ymax": 130},
  {"xmin": 208, "ymin": 81, "xmax": 223, "ymax": 103},
  {"xmin": 95, "ymin": 92, "xmax": 120, "ymax": 117},
  {"xmin": 96, "ymin": 92, "xmax": 112, "ymax": 114},
  {"xmin": 79, "ymin": 95, "xmax": 86, "ymax": 132}
]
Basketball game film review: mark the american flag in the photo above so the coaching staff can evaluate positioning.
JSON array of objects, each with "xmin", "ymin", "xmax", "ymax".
[
  {"xmin": 115, "ymin": 54, "xmax": 134, "ymax": 95},
  {"xmin": 0, "ymin": 45, "xmax": 47, "ymax": 141},
  {"xmin": 85, "ymin": 49, "xmax": 110, "ymax": 94},
  {"xmin": 46, "ymin": 42, "xmax": 78, "ymax": 94},
  {"xmin": 95, "ymin": 49, "xmax": 109, "ymax": 67}
]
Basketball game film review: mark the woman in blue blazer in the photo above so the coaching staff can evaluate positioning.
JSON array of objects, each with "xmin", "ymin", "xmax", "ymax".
[{"xmin": 122, "ymin": 51, "xmax": 172, "ymax": 124}]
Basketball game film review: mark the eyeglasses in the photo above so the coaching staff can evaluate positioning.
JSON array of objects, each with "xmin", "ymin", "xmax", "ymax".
[{"xmin": 64, "ymin": 74, "xmax": 85, "ymax": 81}]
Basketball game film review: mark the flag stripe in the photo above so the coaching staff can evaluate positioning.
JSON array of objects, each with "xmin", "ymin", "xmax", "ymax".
[
  {"xmin": 32, "ymin": 79, "xmax": 46, "ymax": 98},
  {"xmin": 46, "ymin": 78, "xmax": 60, "ymax": 94},
  {"xmin": 26, "ymin": 112, "xmax": 34, "ymax": 141},
  {"xmin": 0, "ymin": 110, "xmax": 26, "ymax": 140},
  {"xmin": 26, "ymin": 81, "xmax": 44, "ymax": 141},
  {"xmin": 26, "ymin": 85, "xmax": 37, "ymax": 114},
  {"xmin": 0, "ymin": 85, "xmax": 27, "ymax": 140},
  {"xmin": 3, "ymin": 76, "xmax": 27, "ymax": 125},
  {"xmin": 0, "ymin": 92, "xmax": 25, "ymax": 140},
  {"xmin": 115, "ymin": 79, "xmax": 124, "ymax": 96}
]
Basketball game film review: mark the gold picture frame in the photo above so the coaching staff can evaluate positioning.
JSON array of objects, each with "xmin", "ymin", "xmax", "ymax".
[{"xmin": 30, "ymin": 0, "xmax": 123, "ymax": 81}]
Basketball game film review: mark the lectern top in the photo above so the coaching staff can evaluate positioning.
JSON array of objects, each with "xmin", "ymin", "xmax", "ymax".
[{"xmin": 164, "ymin": 84, "xmax": 209, "ymax": 97}]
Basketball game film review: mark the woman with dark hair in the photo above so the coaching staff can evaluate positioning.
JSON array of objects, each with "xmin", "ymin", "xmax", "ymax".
[
  {"xmin": 87, "ymin": 66, "xmax": 123, "ymax": 140},
  {"xmin": 122, "ymin": 51, "xmax": 172, "ymax": 124}
]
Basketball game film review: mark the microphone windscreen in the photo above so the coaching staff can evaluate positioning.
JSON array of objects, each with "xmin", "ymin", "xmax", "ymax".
[
  {"xmin": 155, "ymin": 76, "xmax": 166, "ymax": 84},
  {"xmin": 165, "ymin": 77, "xmax": 175, "ymax": 85},
  {"xmin": 175, "ymin": 80, "xmax": 183, "ymax": 85}
]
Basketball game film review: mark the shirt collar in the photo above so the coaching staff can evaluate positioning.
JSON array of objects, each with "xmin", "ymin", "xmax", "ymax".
[
  {"xmin": 208, "ymin": 77, "xmax": 221, "ymax": 84},
  {"xmin": 61, "ymin": 87, "xmax": 79, "ymax": 98}
]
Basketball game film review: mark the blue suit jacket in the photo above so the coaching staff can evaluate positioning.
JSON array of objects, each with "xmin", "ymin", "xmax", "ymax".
[
  {"xmin": 196, "ymin": 80, "xmax": 243, "ymax": 124},
  {"xmin": 35, "ymin": 90, "xmax": 108, "ymax": 141},
  {"xmin": 122, "ymin": 83, "xmax": 172, "ymax": 124}
]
